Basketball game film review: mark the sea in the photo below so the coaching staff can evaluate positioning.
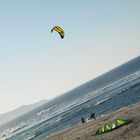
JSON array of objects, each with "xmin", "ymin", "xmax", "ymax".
[{"xmin": 0, "ymin": 56, "xmax": 140, "ymax": 140}]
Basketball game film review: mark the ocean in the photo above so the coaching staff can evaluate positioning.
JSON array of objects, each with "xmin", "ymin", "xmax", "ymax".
[{"xmin": 0, "ymin": 56, "xmax": 140, "ymax": 140}]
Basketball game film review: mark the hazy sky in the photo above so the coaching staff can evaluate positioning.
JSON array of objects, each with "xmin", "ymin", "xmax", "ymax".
[{"xmin": 0, "ymin": 0, "xmax": 140, "ymax": 115}]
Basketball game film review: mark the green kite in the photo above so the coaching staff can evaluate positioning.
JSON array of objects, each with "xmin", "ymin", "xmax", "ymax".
[{"xmin": 96, "ymin": 119, "xmax": 132, "ymax": 135}]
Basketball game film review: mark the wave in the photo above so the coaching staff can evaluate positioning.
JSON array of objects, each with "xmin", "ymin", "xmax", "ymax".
[
  {"xmin": 26, "ymin": 135, "xmax": 36, "ymax": 140},
  {"xmin": 37, "ymin": 105, "xmax": 56, "ymax": 116}
]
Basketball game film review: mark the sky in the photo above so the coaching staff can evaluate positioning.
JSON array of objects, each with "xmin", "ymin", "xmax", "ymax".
[{"xmin": 0, "ymin": 0, "xmax": 140, "ymax": 115}]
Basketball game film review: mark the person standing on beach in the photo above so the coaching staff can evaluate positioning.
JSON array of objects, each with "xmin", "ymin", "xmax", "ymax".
[
  {"xmin": 81, "ymin": 117, "xmax": 85, "ymax": 123},
  {"xmin": 90, "ymin": 113, "xmax": 96, "ymax": 120}
]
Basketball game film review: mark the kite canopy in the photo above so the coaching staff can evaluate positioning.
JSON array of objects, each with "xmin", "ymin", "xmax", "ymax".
[
  {"xmin": 96, "ymin": 119, "xmax": 132, "ymax": 135},
  {"xmin": 115, "ymin": 119, "xmax": 129, "ymax": 127},
  {"xmin": 51, "ymin": 26, "xmax": 65, "ymax": 39},
  {"xmin": 99, "ymin": 123, "xmax": 111, "ymax": 133}
]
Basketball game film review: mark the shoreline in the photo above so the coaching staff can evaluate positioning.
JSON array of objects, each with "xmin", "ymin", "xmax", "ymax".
[{"xmin": 43, "ymin": 102, "xmax": 140, "ymax": 140}]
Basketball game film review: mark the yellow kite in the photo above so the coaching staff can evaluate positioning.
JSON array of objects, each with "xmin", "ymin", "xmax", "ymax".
[{"xmin": 51, "ymin": 26, "xmax": 65, "ymax": 39}]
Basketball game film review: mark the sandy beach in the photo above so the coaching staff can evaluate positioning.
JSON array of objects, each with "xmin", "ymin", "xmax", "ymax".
[{"xmin": 44, "ymin": 102, "xmax": 140, "ymax": 140}]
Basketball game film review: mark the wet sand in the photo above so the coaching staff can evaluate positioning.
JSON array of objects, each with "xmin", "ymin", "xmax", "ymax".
[{"xmin": 44, "ymin": 102, "xmax": 140, "ymax": 140}]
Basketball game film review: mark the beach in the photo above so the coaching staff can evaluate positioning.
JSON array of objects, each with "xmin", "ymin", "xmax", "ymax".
[{"xmin": 44, "ymin": 102, "xmax": 140, "ymax": 140}]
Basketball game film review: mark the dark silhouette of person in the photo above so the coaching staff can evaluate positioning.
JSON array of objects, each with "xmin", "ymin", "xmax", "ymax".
[
  {"xmin": 81, "ymin": 117, "xmax": 85, "ymax": 123},
  {"xmin": 90, "ymin": 113, "xmax": 96, "ymax": 119}
]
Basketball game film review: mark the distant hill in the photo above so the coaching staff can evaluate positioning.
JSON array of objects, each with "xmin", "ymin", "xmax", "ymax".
[{"xmin": 0, "ymin": 100, "xmax": 48, "ymax": 126}]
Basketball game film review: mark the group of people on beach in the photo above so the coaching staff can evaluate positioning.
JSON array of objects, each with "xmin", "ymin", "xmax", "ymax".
[{"xmin": 81, "ymin": 113, "xmax": 96, "ymax": 123}]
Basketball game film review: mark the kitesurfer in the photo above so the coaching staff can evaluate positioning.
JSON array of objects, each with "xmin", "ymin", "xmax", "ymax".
[
  {"xmin": 90, "ymin": 113, "xmax": 96, "ymax": 120},
  {"xmin": 81, "ymin": 117, "xmax": 85, "ymax": 123}
]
